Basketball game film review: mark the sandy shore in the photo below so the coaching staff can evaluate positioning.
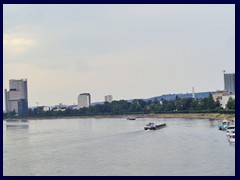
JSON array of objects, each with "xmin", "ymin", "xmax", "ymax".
[{"xmin": 24, "ymin": 113, "xmax": 235, "ymax": 121}]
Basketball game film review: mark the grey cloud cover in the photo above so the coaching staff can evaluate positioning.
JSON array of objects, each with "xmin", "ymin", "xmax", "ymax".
[{"xmin": 3, "ymin": 4, "xmax": 235, "ymax": 107}]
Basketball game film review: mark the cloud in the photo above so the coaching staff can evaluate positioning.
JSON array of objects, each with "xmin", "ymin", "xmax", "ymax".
[
  {"xmin": 12, "ymin": 38, "xmax": 33, "ymax": 46},
  {"xmin": 3, "ymin": 4, "xmax": 235, "ymax": 107},
  {"xmin": 4, "ymin": 37, "xmax": 34, "ymax": 53}
]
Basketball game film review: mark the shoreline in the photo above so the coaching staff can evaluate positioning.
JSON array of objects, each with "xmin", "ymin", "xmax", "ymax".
[{"xmin": 13, "ymin": 113, "xmax": 235, "ymax": 121}]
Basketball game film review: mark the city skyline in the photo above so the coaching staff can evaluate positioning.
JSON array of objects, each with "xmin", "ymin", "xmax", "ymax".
[{"xmin": 3, "ymin": 4, "xmax": 235, "ymax": 108}]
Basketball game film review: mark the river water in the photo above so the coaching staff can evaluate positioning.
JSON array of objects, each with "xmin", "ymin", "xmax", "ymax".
[{"xmin": 3, "ymin": 118, "xmax": 235, "ymax": 176}]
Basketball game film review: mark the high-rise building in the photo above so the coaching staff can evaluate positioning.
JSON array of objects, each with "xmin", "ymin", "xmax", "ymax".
[
  {"xmin": 224, "ymin": 73, "xmax": 235, "ymax": 94},
  {"xmin": 5, "ymin": 79, "xmax": 28, "ymax": 116},
  {"xmin": 104, "ymin": 95, "xmax": 113, "ymax": 103},
  {"xmin": 78, "ymin": 93, "xmax": 91, "ymax": 109}
]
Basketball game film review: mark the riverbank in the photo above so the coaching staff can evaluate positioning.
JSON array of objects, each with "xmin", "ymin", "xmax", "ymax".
[
  {"xmin": 18, "ymin": 113, "xmax": 235, "ymax": 121},
  {"xmin": 135, "ymin": 113, "xmax": 235, "ymax": 120}
]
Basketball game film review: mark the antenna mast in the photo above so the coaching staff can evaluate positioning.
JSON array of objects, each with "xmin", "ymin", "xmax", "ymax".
[
  {"xmin": 222, "ymin": 70, "xmax": 226, "ymax": 91},
  {"xmin": 192, "ymin": 87, "xmax": 195, "ymax": 99}
]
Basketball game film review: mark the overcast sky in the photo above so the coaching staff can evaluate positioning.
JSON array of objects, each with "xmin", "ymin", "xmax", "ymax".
[{"xmin": 3, "ymin": 4, "xmax": 235, "ymax": 108}]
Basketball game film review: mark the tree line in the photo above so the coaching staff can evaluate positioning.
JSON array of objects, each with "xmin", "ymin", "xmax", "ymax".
[{"xmin": 3, "ymin": 94, "xmax": 235, "ymax": 119}]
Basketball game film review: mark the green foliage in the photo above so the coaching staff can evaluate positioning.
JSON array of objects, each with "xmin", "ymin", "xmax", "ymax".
[
  {"xmin": 226, "ymin": 97, "xmax": 235, "ymax": 110},
  {"xmin": 4, "ymin": 94, "xmax": 234, "ymax": 119}
]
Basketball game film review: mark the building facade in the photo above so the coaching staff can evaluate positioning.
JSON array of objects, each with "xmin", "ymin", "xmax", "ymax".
[
  {"xmin": 78, "ymin": 93, "xmax": 91, "ymax": 109},
  {"xmin": 212, "ymin": 90, "xmax": 235, "ymax": 109},
  {"xmin": 212, "ymin": 90, "xmax": 226, "ymax": 102},
  {"xmin": 5, "ymin": 79, "xmax": 28, "ymax": 116},
  {"xmin": 224, "ymin": 73, "xmax": 235, "ymax": 94},
  {"xmin": 104, "ymin": 95, "xmax": 113, "ymax": 103},
  {"xmin": 220, "ymin": 94, "xmax": 235, "ymax": 109}
]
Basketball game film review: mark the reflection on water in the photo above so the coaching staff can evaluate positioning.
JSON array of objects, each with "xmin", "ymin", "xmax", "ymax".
[
  {"xmin": 208, "ymin": 119, "xmax": 220, "ymax": 128},
  {"xmin": 6, "ymin": 124, "xmax": 29, "ymax": 129},
  {"xmin": 3, "ymin": 118, "xmax": 235, "ymax": 176},
  {"xmin": 5, "ymin": 120, "xmax": 29, "ymax": 130}
]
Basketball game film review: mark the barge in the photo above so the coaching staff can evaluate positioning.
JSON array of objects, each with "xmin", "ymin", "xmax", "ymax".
[{"xmin": 144, "ymin": 122, "xmax": 166, "ymax": 130}]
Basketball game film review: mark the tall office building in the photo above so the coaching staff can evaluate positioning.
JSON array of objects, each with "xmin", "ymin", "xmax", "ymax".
[
  {"xmin": 104, "ymin": 95, "xmax": 113, "ymax": 103},
  {"xmin": 5, "ymin": 79, "xmax": 28, "ymax": 116},
  {"xmin": 224, "ymin": 73, "xmax": 235, "ymax": 94},
  {"xmin": 78, "ymin": 93, "xmax": 91, "ymax": 109}
]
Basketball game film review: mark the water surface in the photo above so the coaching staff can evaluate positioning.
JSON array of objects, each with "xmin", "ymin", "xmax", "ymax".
[{"xmin": 3, "ymin": 118, "xmax": 235, "ymax": 176}]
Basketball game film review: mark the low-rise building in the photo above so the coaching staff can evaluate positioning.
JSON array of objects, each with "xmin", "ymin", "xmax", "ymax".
[
  {"xmin": 43, "ymin": 106, "xmax": 53, "ymax": 111},
  {"xmin": 212, "ymin": 91, "xmax": 235, "ymax": 109},
  {"xmin": 104, "ymin": 95, "xmax": 113, "ymax": 103},
  {"xmin": 220, "ymin": 94, "xmax": 235, "ymax": 109},
  {"xmin": 212, "ymin": 90, "xmax": 226, "ymax": 101}
]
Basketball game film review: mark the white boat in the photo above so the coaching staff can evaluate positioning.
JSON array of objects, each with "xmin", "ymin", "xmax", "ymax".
[
  {"xmin": 228, "ymin": 132, "xmax": 235, "ymax": 143},
  {"xmin": 226, "ymin": 124, "xmax": 235, "ymax": 136}
]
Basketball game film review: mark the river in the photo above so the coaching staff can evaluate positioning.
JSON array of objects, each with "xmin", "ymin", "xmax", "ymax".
[{"xmin": 3, "ymin": 118, "xmax": 235, "ymax": 176}]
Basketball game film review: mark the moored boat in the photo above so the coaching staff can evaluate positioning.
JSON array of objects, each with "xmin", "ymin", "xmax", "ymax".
[
  {"xmin": 218, "ymin": 120, "xmax": 229, "ymax": 131},
  {"xmin": 228, "ymin": 132, "xmax": 235, "ymax": 143},
  {"xmin": 144, "ymin": 122, "xmax": 166, "ymax": 130},
  {"xmin": 127, "ymin": 117, "xmax": 136, "ymax": 120},
  {"xmin": 226, "ymin": 124, "xmax": 235, "ymax": 136}
]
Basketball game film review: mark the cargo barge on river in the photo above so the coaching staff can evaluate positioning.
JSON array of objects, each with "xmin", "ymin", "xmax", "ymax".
[{"xmin": 144, "ymin": 122, "xmax": 166, "ymax": 130}]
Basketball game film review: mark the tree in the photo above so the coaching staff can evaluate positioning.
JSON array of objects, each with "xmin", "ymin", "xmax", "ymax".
[
  {"xmin": 214, "ymin": 99, "xmax": 222, "ymax": 110},
  {"xmin": 9, "ymin": 110, "xmax": 16, "ymax": 117},
  {"xmin": 226, "ymin": 97, "xmax": 235, "ymax": 110},
  {"xmin": 207, "ymin": 94, "xmax": 215, "ymax": 110},
  {"xmin": 189, "ymin": 99, "xmax": 198, "ymax": 110}
]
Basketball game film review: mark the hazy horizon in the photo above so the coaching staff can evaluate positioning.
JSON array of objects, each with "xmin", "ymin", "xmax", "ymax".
[{"xmin": 3, "ymin": 4, "xmax": 235, "ymax": 108}]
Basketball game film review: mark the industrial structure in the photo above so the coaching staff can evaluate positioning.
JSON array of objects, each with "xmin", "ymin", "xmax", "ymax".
[
  {"xmin": 212, "ymin": 72, "xmax": 235, "ymax": 108},
  {"xmin": 224, "ymin": 73, "xmax": 235, "ymax": 94}
]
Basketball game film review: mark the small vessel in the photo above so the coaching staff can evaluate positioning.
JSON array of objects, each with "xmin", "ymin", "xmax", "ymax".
[
  {"xmin": 127, "ymin": 117, "xmax": 136, "ymax": 120},
  {"xmin": 218, "ymin": 120, "xmax": 229, "ymax": 131},
  {"xmin": 226, "ymin": 124, "xmax": 235, "ymax": 136},
  {"xmin": 228, "ymin": 132, "xmax": 235, "ymax": 143},
  {"xmin": 144, "ymin": 122, "xmax": 166, "ymax": 130}
]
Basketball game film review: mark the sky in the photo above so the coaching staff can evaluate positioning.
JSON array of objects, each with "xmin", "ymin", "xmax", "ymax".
[{"xmin": 3, "ymin": 4, "xmax": 235, "ymax": 108}]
